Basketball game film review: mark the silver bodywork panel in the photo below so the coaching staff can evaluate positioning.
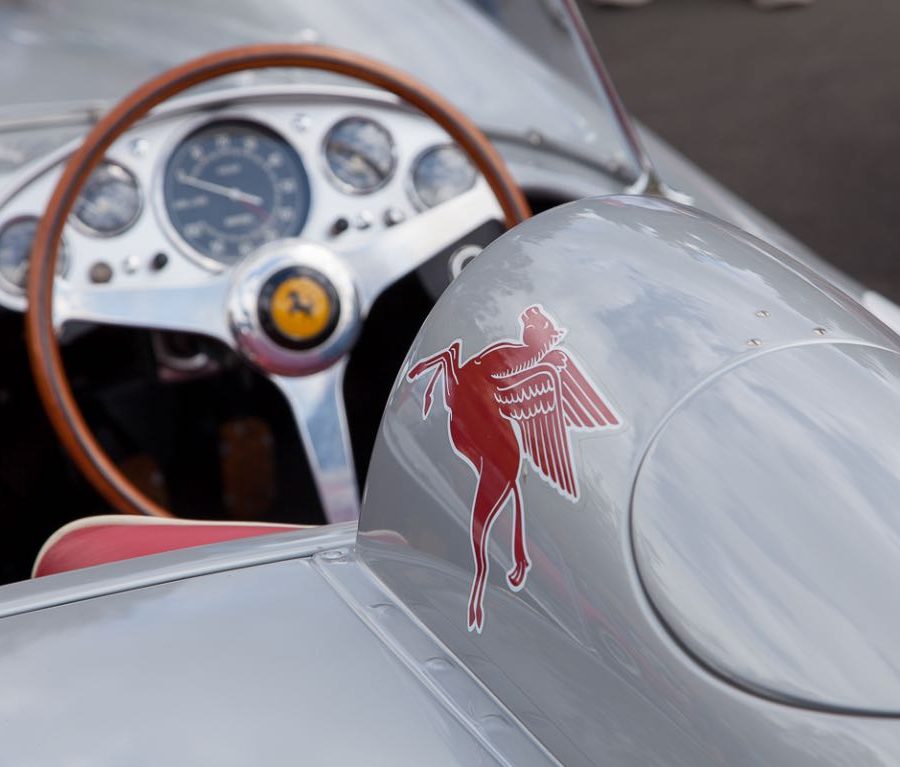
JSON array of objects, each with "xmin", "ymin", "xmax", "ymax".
[
  {"xmin": 635, "ymin": 343, "xmax": 900, "ymax": 714},
  {"xmin": 0, "ymin": 525, "xmax": 554, "ymax": 766},
  {"xmin": 1, "ymin": 1, "xmax": 898, "ymax": 762},
  {"xmin": 360, "ymin": 197, "xmax": 900, "ymax": 764},
  {"xmin": 2, "ymin": 199, "xmax": 900, "ymax": 762}
]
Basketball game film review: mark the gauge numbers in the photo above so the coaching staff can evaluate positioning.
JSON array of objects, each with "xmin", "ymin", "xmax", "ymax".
[
  {"xmin": 164, "ymin": 121, "xmax": 310, "ymax": 267},
  {"xmin": 73, "ymin": 161, "xmax": 142, "ymax": 236},
  {"xmin": 0, "ymin": 216, "xmax": 68, "ymax": 294},
  {"xmin": 324, "ymin": 117, "xmax": 396, "ymax": 194},
  {"xmin": 411, "ymin": 145, "xmax": 477, "ymax": 209}
]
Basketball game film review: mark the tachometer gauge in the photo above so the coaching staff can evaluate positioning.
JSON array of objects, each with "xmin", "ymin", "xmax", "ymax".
[
  {"xmin": 0, "ymin": 216, "xmax": 68, "ymax": 294},
  {"xmin": 410, "ymin": 145, "xmax": 477, "ymax": 209},
  {"xmin": 73, "ymin": 161, "xmax": 142, "ymax": 236},
  {"xmin": 163, "ymin": 121, "xmax": 310, "ymax": 267},
  {"xmin": 323, "ymin": 117, "xmax": 395, "ymax": 193}
]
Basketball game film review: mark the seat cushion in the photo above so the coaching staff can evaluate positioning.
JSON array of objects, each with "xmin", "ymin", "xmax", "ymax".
[{"xmin": 33, "ymin": 515, "xmax": 304, "ymax": 578}]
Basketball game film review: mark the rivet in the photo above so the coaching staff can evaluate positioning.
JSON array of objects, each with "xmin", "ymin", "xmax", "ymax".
[
  {"xmin": 424, "ymin": 657, "xmax": 453, "ymax": 672},
  {"xmin": 755, "ymin": 310, "xmax": 770, "ymax": 318},
  {"xmin": 122, "ymin": 255, "xmax": 140, "ymax": 275},
  {"xmin": 813, "ymin": 327, "xmax": 827, "ymax": 336},
  {"xmin": 479, "ymin": 714, "xmax": 512, "ymax": 734},
  {"xmin": 320, "ymin": 548, "xmax": 346, "ymax": 561},
  {"xmin": 746, "ymin": 338, "xmax": 762, "ymax": 348},
  {"xmin": 292, "ymin": 114, "xmax": 312, "ymax": 133}
]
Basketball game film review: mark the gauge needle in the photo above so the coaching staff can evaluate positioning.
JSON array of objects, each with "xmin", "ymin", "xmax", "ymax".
[{"xmin": 175, "ymin": 171, "xmax": 264, "ymax": 207}]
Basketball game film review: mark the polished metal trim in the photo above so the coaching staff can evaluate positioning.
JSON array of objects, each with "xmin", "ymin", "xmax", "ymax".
[
  {"xmin": 406, "ymin": 142, "xmax": 477, "ymax": 212},
  {"xmin": 0, "ymin": 86, "xmax": 407, "ymax": 217},
  {"xmin": 70, "ymin": 160, "xmax": 144, "ymax": 239},
  {"xmin": 0, "ymin": 214, "xmax": 68, "ymax": 296},
  {"xmin": 228, "ymin": 239, "xmax": 360, "ymax": 377},
  {"xmin": 320, "ymin": 114, "xmax": 398, "ymax": 195},
  {"xmin": 557, "ymin": 0, "xmax": 683, "ymax": 199},
  {"xmin": 0, "ymin": 102, "xmax": 105, "ymax": 133},
  {"xmin": 0, "ymin": 523, "xmax": 358, "ymax": 619}
]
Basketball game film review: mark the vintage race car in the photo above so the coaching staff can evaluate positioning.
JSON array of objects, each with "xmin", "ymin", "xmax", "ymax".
[{"xmin": 2, "ymin": 0, "xmax": 899, "ymax": 763}]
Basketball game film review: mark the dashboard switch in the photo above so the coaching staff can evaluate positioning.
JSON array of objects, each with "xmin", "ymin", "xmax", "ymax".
[
  {"xmin": 329, "ymin": 217, "xmax": 350, "ymax": 237},
  {"xmin": 89, "ymin": 262, "xmax": 113, "ymax": 284}
]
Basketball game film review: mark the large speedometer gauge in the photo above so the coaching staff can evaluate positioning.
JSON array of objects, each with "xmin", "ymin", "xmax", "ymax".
[{"xmin": 163, "ymin": 121, "xmax": 310, "ymax": 267}]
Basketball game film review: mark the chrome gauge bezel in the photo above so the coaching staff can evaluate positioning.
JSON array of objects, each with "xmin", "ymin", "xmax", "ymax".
[
  {"xmin": 407, "ymin": 142, "xmax": 478, "ymax": 212},
  {"xmin": 71, "ymin": 160, "xmax": 144, "ymax": 238},
  {"xmin": 154, "ymin": 113, "xmax": 311, "ymax": 273},
  {"xmin": 321, "ymin": 115, "xmax": 397, "ymax": 195},
  {"xmin": 0, "ymin": 214, "xmax": 69, "ymax": 296}
]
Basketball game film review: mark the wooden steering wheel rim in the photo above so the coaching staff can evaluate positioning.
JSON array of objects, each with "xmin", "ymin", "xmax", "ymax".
[{"xmin": 25, "ymin": 44, "xmax": 531, "ymax": 518}]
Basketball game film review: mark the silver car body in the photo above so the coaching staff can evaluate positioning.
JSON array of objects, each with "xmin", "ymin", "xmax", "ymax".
[{"xmin": 2, "ymin": 2, "xmax": 899, "ymax": 765}]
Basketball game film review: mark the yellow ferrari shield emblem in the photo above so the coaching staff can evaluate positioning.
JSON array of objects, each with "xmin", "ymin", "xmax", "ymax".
[{"xmin": 269, "ymin": 276, "xmax": 333, "ymax": 342}]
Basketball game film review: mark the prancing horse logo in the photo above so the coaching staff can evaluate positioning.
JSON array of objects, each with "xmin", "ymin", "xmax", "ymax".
[
  {"xmin": 406, "ymin": 305, "xmax": 620, "ymax": 632},
  {"xmin": 287, "ymin": 290, "xmax": 314, "ymax": 316}
]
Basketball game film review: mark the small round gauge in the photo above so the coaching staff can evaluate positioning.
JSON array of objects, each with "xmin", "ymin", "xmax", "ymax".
[
  {"xmin": 411, "ymin": 145, "xmax": 477, "ymax": 209},
  {"xmin": 73, "ymin": 161, "xmax": 142, "ymax": 236},
  {"xmin": 0, "ymin": 216, "xmax": 68, "ymax": 294},
  {"xmin": 163, "ymin": 120, "xmax": 311, "ymax": 267},
  {"xmin": 323, "ymin": 117, "xmax": 396, "ymax": 193}
]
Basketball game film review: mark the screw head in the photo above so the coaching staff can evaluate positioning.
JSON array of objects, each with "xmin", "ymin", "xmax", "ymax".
[
  {"xmin": 130, "ymin": 138, "xmax": 149, "ymax": 157},
  {"xmin": 292, "ymin": 114, "xmax": 312, "ymax": 133},
  {"xmin": 746, "ymin": 338, "xmax": 762, "ymax": 348}
]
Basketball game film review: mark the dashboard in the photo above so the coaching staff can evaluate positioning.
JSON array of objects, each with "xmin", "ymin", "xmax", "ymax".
[{"xmin": 0, "ymin": 85, "xmax": 483, "ymax": 314}]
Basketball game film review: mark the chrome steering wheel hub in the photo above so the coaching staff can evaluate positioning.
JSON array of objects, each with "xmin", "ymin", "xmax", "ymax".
[{"xmin": 228, "ymin": 239, "xmax": 360, "ymax": 377}]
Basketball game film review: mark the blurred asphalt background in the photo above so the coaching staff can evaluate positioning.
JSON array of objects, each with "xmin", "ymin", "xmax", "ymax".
[{"xmin": 578, "ymin": 0, "xmax": 900, "ymax": 300}]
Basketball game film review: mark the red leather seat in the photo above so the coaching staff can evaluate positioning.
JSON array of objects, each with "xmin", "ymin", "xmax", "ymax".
[{"xmin": 33, "ymin": 515, "xmax": 304, "ymax": 578}]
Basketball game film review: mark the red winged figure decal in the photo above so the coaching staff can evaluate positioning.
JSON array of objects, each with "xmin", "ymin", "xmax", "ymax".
[{"xmin": 407, "ymin": 305, "xmax": 620, "ymax": 632}]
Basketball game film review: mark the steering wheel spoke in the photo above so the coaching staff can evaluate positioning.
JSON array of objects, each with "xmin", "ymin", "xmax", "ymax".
[
  {"xmin": 271, "ymin": 364, "xmax": 359, "ymax": 525},
  {"xmin": 348, "ymin": 183, "xmax": 502, "ymax": 312},
  {"xmin": 53, "ymin": 274, "xmax": 233, "ymax": 343}
]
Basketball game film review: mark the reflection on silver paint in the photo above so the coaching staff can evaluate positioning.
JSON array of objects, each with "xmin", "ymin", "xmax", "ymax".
[
  {"xmin": 360, "ymin": 196, "xmax": 900, "ymax": 765},
  {"xmin": 272, "ymin": 364, "xmax": 359, "ymax": 525},
  {"xmin": 0, "ymin": 551, "xmax": 529, "ymax": 766},
  {"xmin": 634, "ymin": 342, "xmax": 900, "ymax": 713},
  {"xmin": 863, "ymin": 289, "xmax": 900, "ymax": 336}
]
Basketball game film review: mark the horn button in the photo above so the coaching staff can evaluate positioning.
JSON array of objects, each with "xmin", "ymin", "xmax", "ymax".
[
  {"xmin": 228, "ymin": 240, "xmax": 360, "ymax": 377},
  {"xmin": 258, "ymin": 267, "xmax": 339, "ymax": 351}
]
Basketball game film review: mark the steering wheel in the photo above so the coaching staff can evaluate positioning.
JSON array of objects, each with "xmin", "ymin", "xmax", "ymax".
[{"xmin": 25, "ymin": 44, "xmax": 530, "ymax": 524}]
